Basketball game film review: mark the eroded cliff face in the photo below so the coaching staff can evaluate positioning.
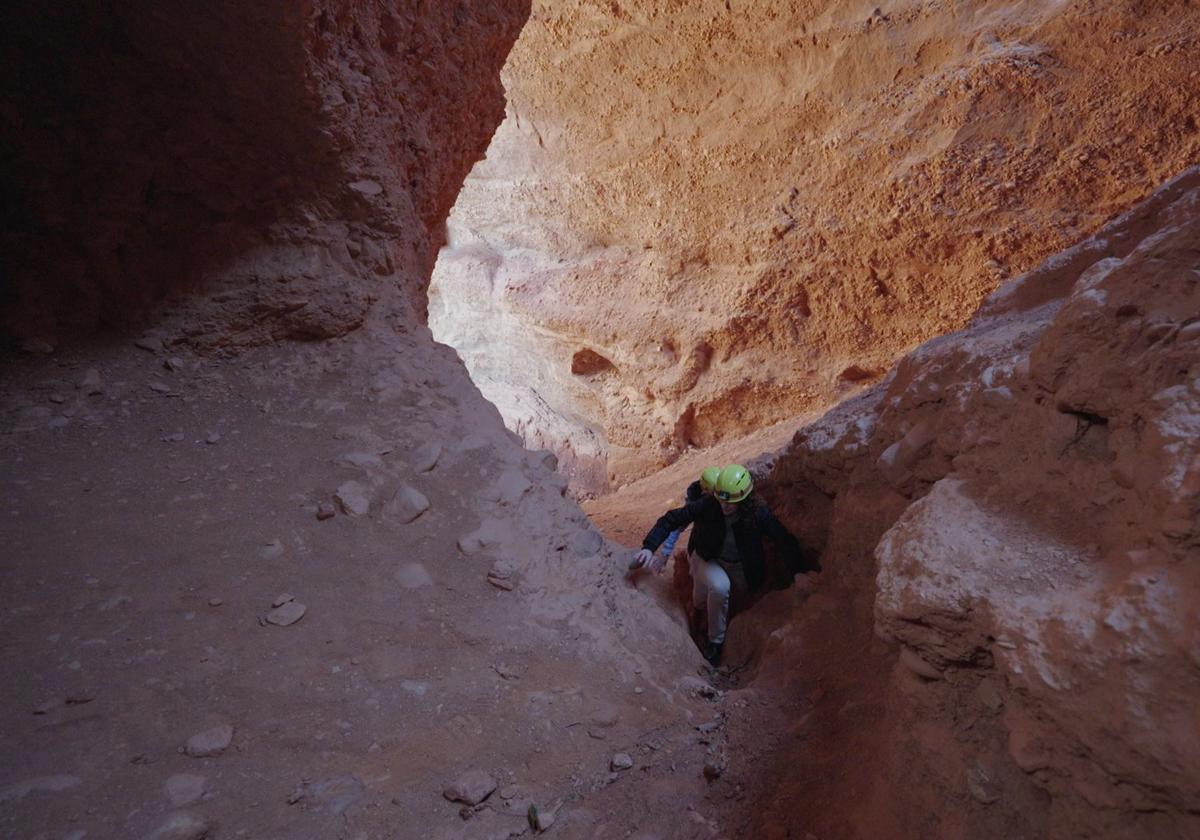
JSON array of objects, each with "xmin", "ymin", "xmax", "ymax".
[
  {"xmin": 749, "ymin": 169, "xmax": 1200, "ymax": 839},
  {"xmin": 0, "ymin": 0, "xmax": 524, "ymax": 348},
  {"xmin": 431, "ymin": 0, "xmax": 1200, "ymax": 494}
]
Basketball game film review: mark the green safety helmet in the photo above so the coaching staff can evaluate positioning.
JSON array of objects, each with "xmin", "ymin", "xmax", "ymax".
[
  {"xmin": 699, "ymin": 466, "xmax": 721, "ymax": 494},
  {"xmin": 715, "ymin": 464, "xmax": 752, "ymax": 503}
]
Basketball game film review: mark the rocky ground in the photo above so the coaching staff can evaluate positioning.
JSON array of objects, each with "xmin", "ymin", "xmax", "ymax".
[{"xmin": 1, "ymin": 320, "xmax": 753, "ymax": 840}]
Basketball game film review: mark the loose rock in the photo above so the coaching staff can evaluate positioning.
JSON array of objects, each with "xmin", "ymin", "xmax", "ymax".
[
  {"xmin": 899, "ymin": 646, "xmax": 943, "ymax": 680},
  {"xmin": 610, "ymin": 753, "xmax": 634, "ymax": 771},
  {"xmin": 487, "ymin": 560, "xmax": 516, "ymax": 591},
  {"xmin": 164, "ymin": 774, "xmax": 207, "ymax": 806},
  {"xmin": 335, "ymin": 480, "xmax": 372, "ymax": 517},
  {"xmin": 144, "ymin": 811, "xmax": 211, "ymax": 840},
  {"xmin": 185, "ymin": 723, "xmax": 234, "ymax": 757},
  {"xmin": 443, "ymin": 770, "xmax": 497, "ymax": 805},
  {"xmin": 412, "ymin": 441, "xmax": 442, "ymax": 472},
  {"xmin": 79, "ymin": 368, "xmax": 103, "ymax": 394},
  {"xmin": 288, "ymin": 774, "xmax": 365, "ymax": 815},
  {"xmin": 315, "ymin": 502, "xmax": 337, "ymax": 521},
  {"xmin": 0, "ymin": 775, "xmax": 80, "ymax": 801},
  {"xmin": 395, "ymin": 563, "xmax": 434, "ymax": 589},
  {"xmin": 967, "ymin": 763, "xmax": 1000, "ymax": 804},
  {"xmin": 386, "ymin": 484, "xmax": 429, "ymax": 523},
  {"xmin": 265, "ymin": 601, "xmax": 306, "ymax": 626}
]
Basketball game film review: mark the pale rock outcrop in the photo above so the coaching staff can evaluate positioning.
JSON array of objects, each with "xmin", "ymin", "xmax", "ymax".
[{"xmin": 763, "ymin": 169, "xmax": 1200, "ymax": 838}]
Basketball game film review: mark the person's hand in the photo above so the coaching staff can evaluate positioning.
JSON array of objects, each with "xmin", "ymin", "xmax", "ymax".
[{"xmin": 628, "ymin": 548, "xmax": 656, "ymax": 571}]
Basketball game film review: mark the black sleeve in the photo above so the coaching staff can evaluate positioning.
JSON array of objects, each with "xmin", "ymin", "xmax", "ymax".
[
  {"xmin": 684, "ymin": 480, "xmax": 703, "ymax": 502},
  {"xmin": 642, "ymin": 499, "xmax": 705, "ymax": 552},
  {"xmin": 761, "ymin": 507, "xmax": 821, "ymax": 574}
]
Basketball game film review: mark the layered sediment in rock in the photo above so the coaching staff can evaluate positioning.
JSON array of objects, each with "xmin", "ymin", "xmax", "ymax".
[
  {"xmin": 756, "ymin": 169, "xmax": 1200, "ymax": 838},
  {"xmin": 431, "ymin": 0, "xmax": 1200, "ymax": 494}
]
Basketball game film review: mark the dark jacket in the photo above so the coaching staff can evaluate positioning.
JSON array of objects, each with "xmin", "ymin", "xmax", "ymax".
[{"xmin": 641, "ymin": 495, "xmax": 819, "ymax": 591}]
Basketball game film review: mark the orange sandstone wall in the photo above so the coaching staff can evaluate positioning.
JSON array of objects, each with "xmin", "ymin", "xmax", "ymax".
[{"xmin": 431, "ymin": 0, "xmax": 1200, "ymax": 494}]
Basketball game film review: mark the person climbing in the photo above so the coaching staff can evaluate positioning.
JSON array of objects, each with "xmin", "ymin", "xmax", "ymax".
[
  {"xmin": 631, "ymin": 464, "xmax": 818, "ymax": 667},
  {"xmin": 656, "ymin": 466, "xmax": 721, "ymax": 563}
]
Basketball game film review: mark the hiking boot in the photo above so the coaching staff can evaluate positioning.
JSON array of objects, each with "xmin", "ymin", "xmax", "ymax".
[{"xmin": 702, "ymin": 641, "xmax": 724, "ymax": 667}]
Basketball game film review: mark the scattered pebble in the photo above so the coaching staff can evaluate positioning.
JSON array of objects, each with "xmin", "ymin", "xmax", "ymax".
[
  {"xmin": 164, "ymin": 774, "xmax": 207, "ymax": 806},
  {"xmin": 260, "ymin": 539, "xmax": 284, "ymax": 559},
  {"xmin": 492, "ymin": 663, "xmax": 520, "ymax": 681},
  {"xmin": 205, "ymin": 432, "xmax": 221, "ymax": 445},
  {"xmin": 49, "ymin": 393, "xmax": 66, "ymax": 404},
  {"xmin": 0, "ymin": 775, "xmax": 80, "ymax": 802},
  {"xmin": 395, "ymin": 563, "xmax": 434, "ymax": 589},
  {"xmin": 315, "ymin": 502, "xmax": 336, "ymax": 521},
  {"xmin": 610, "ymin": 753, "xmax": 634, "ymax": 771},
  {"xmin": 335, "ymin": 480, "xmax": 372, "ymax": 517},
  {"xmin": 145, "ymin": 811, "xmax": 211, "ymax": 840},
  {"xmin": 149, "ymin": 382, "xmax": 171, "ymax": 394},
  {"xmin": 443, "ymin": 770, "xmax": 496, "ymax": 805},
  {"xmin": 530, "ymin": 799, "xmax": 562, "ymax": 832},
  {"xmin": 272, "ymin": 593, "xmax": 295, "ymax": 608},
  {"xmin": 265, "ymin": 601, "xmax": 306, "ymax": 627},
  {"xmin": 79, "ymin": 368, "xmax": 103, "ymax": 394},
  {"xmin": 135, "ymin": 336, "xmax": 163, "ymax": 352},
  {"xmin": 207, "ymin": 598, "xmax": 223, "ymax": 607},
  {"xmin": 412, "ymin": 441, "xmax": 442, "ymax": 472},
  {"xmin": 287, "ymin": 774, "xmax": 365, "ymax": 815},
  {"xmin": 184, "ymin": 723, "xmax": 234, "ymax": 758},
  {"xmin": 165, "ymin": 357, "xmax": 184, "ymax": 372},
  {"xmin": 19, "ymin": 338, "xmax": 55, "ymax": 354},
  {"xmin": 486, "ymin": 560, "xmax": 515, "ymax": 591},
  {"xmin": 387, "ymin": 484, "xmax": 429, "ymax": 523},
  {"xmin": 967, "ymin": 763, "xmax": 1000, "ymax": 804}
]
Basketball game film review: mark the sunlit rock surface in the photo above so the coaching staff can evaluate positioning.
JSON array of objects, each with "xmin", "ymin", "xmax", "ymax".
[{"xmin": 432, "ymin": 0, "xmax": 1200, "ymax": 494}]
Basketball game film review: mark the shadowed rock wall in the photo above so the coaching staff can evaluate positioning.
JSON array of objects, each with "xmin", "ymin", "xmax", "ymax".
[{"xmin": 0, "ymin": 0, "xmax": 529, "ymax": 348}]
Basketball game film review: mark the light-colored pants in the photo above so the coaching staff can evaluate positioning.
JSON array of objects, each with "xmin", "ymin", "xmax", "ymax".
[{"xmin": 689, "ymin": 552, "xmax": 747, "ymax": 645}]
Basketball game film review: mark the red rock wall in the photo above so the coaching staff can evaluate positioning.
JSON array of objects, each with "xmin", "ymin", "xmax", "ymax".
[
  {"xmin": 431, "ymin": 0, "xmax": 1200, "ymax": 494},
  {"xmin": 0, "ymin": 1, "xmax": 528, "ymax": 348},
  {"xmin": 758, "ymin": 169, "xmax": 1200, "ymax": 839}
]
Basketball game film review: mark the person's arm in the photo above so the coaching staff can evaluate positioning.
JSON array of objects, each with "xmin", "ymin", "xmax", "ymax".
[
  {"xmin": 660, "ymin": 485, "xmax": 698, "ymax": 556},
  {"xmin": 632, "ymin": 499, "xmax": 705, "ymax": 569},
  {"xmin": 642, "ymin": 500, "xmax": 703, "ymax": 553},
  {"xmin": 660, "ymin": 527, "xmax": 681, "ymax": 558}
]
